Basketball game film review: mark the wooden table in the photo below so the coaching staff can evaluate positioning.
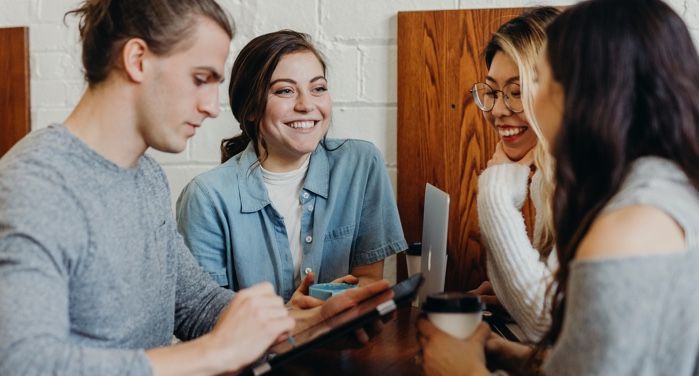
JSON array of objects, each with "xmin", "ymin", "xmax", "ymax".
[{"xmin": 271, "ymin": 306, "xmax": 421, "ymax": 375}]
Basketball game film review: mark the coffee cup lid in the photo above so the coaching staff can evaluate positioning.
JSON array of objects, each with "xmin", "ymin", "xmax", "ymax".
[{"xmin": 422, "ymin": 292, "xmax": 483, "ymax": 313}]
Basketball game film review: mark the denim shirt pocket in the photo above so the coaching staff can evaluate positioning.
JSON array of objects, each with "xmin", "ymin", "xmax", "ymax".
[
  {"xmin": 325, "ymin": 223, "xmax": 355, "ymax": 240},
  {"xmin": 321, "ymin": 223, "xmax": 356, "ymax": 280}
]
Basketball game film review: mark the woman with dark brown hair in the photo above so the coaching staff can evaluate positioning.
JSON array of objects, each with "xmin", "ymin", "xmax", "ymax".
[
  {"xmin": 417, "ymin": 0, "xmax": 699, "ymax": 374},
  {"xmin": 177, "ymin": 30, "xmax": 407, "ymax": 308},
  {"xmin": 0, "ymin": 1, "xmax": 396, "ymax": 374}
]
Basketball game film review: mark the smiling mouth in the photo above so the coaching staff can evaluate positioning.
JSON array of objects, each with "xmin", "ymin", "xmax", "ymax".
[
  {"xmin": 498, "ymin": 126, "xmax": 527, "ymax": 137},
  {"xmin": 286, "ymin": 120, "xmax": 318, "ymax": 129}
]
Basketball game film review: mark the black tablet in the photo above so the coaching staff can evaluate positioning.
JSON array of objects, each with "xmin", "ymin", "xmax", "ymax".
[{"xmin": 245, "ymin": 273, "xmax": 424, "ymax": 375}]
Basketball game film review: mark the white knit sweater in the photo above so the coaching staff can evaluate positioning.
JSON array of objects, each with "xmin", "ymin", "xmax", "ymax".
[{"xmin": 477, "ymin": 163, "xmax": 558, "ymax": 342}]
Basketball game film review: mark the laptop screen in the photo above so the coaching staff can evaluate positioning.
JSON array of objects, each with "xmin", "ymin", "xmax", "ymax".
[{"xmin": 418, "ymin": 183, "xmax": 450, "ymax": 305}]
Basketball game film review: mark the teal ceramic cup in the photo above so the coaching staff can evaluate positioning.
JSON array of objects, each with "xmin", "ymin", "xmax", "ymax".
[{"xmin": 309, "ymin": 282, "xmax": 357, "ymax": 301}]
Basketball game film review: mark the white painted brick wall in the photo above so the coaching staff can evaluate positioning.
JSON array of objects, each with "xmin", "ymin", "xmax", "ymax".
[
  {"xmin": 3, "ymin": 0, "xmax": 699, "ymax": 282},
  {"xmin": 5, "ymin": 0, "xmax": 695, "ymax": 202}
]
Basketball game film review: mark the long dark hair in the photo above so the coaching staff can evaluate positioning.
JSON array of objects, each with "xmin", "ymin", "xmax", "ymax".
[
  {"xmin": 221, "ymin": 30, "xmax": 327, "ymax": 163},
  {"xmin": 65, "ymin": 0, "xmax": 233, "ymax": 86},
  {"xmin": 535, "ymin": 0, "xmax": 699, "ymax": 361}
]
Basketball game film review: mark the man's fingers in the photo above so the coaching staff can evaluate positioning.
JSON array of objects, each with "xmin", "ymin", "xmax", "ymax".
[{"xmin": 244, "ymin": 282, "xmax": 276, "ymax": 296}]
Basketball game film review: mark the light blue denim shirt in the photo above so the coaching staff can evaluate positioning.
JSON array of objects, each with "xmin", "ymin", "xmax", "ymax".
[{"xmin": 176, "ymin": 139, "xmax": 407, "ymax": 300}]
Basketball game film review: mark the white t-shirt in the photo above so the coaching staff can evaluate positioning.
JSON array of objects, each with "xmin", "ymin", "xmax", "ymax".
[{"xmin": 261, "ymin": 157, "xmax": 310, "ymax": 282}]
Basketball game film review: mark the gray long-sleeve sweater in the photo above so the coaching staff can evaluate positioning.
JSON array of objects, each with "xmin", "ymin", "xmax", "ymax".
[
  {"xmin": 543, "ymin": 157, "xmax": 699, "ymax": 375},
  {"xmin": 0, "ymin": 124, "xmax": 234, "ymax": 375}
]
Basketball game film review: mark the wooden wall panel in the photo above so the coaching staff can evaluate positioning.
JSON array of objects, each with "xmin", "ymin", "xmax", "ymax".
[
  {"xmin": 0, "ymin": 27, "xmax": 30, "ymax": 157},
  {"xmin": 397, "ymin": 9, "xmax": 528, "ymax": 291}
]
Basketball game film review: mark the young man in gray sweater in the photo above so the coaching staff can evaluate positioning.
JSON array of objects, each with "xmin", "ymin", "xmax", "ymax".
[{"xmin": 0, "ymin": 1, "xmax": 389, "ymax": 375}]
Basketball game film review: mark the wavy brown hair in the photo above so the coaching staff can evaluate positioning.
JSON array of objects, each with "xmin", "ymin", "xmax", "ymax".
[
  {"xmin": 65, "ymin": 0, "xmax": 233, "ymax": 86},
  {"xmin": 533, "ymin": 0, "xmax": 699, "ymax": 366}
]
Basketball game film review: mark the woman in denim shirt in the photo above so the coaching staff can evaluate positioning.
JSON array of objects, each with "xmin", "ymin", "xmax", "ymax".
[{"xmin": 176, "ymin": 30, "xmax": 407, "ymax": 307}]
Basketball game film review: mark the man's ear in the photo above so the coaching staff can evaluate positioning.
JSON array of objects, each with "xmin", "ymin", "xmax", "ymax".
[{"xmin": 121, "ymin": 38, "xmax": 149, "ymax": 83}]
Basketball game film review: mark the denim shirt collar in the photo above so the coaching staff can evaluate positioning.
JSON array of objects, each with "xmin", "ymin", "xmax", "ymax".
[
  {"xmin": 303, "ymin": 144, "xmax": 330, "ymax": 199},
  {"xmin": 236, "ymin": 142, "xmax": 330, "ymax": 213}
]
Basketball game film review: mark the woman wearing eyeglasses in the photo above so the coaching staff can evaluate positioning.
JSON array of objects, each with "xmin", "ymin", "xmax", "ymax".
[
  {"xmin": 418, "ymin": 0, "xmax": 699, "ymax": 374},
  {"xmin": 468, "ymin": 7, "xmax": 560, "ymax": 342}
]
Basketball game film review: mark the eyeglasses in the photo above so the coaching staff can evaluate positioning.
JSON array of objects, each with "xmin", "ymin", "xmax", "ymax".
[{"xmin": 470, "ymin": 82, "xmax": 524, "ymax": 113}]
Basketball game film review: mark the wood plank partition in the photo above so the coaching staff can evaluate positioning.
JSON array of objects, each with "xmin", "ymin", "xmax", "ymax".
[
  {"xmin": 396, "ymin": 8, "xmax": 529, "ymax": 291},
  {"xmin": 0, "ymin": 27, "xmax": 31, "ymax": 157}
]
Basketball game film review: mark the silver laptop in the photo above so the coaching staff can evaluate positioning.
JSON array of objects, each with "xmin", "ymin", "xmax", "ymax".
[{"xmin": 418, "ymin": 183, "xmax": 450, "ymax": 305}]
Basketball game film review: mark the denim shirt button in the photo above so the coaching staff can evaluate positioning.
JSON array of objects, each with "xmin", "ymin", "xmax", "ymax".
[
  {"xmin": 305, "ymin": 235, "xmax": 313, "ymax": 243},
  {"xmin": 304, "ymin": 267, "xmax": 312, "ymax": 275},
  {"xmin": 302, "ymin": 192, "xmax": 310, "ymax": 199},
  {"xmin": 307, "ymin": 204, "xmax": 314, "ymax": 212}
]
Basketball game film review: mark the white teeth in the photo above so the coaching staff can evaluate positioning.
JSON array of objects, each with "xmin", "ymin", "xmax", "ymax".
[
  {"xmin": 288, "ymin": 121, "xmax": 315, "ymax": 129},
  {"xmin": 498, "ymin": 127, "xmax": 526, "ymax": 137}
]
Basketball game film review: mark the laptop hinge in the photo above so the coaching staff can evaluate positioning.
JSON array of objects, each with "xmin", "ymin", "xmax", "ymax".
[
  {"xmin": 252, "ymin": 362, "xmax": 272, "ymax": 376},
  {"xmin": 376, "ymin": 300, "xmax": 397, "ymax": 315}
]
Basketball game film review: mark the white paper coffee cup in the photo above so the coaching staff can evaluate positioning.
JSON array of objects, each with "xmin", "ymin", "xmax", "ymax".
[{"xmin": 422, "ymin": 292, "xmax": 483, "ymax": 340}]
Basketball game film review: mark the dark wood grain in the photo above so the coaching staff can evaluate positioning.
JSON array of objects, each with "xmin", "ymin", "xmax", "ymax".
[
  {"xmin": 0, "ymin": 27, "xmax": 30, "ymax": 157},
  {"xmin": 397, "ymin": 9, "xmax": 532, "ymax": 291}
]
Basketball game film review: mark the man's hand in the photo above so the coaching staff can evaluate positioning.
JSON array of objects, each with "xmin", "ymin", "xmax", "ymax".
[{"xmin": 205, "ymin": 283, "xmax": 295, "ymax": 374}]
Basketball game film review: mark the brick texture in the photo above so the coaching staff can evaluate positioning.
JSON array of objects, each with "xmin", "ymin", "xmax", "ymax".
[{"xmin": 4, "ymin": 0, "xmax": 699, "ymax": 282}]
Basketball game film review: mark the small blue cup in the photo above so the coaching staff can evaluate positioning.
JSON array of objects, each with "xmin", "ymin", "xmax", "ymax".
[{"xmin": 309, "ymin": 282, "xmax": 357, "ymax": 301}]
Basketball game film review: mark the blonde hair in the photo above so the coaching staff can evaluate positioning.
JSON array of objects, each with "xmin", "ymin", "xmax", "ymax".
[{"xmin": 485, "ymin": 7, "xmax": 560, "ymax": 257}]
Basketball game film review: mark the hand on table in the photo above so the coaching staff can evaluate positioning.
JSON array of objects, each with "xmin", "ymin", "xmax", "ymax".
[{"xmin": 417, "ymin": 319, "xmax": 491, "ymax": 376}]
